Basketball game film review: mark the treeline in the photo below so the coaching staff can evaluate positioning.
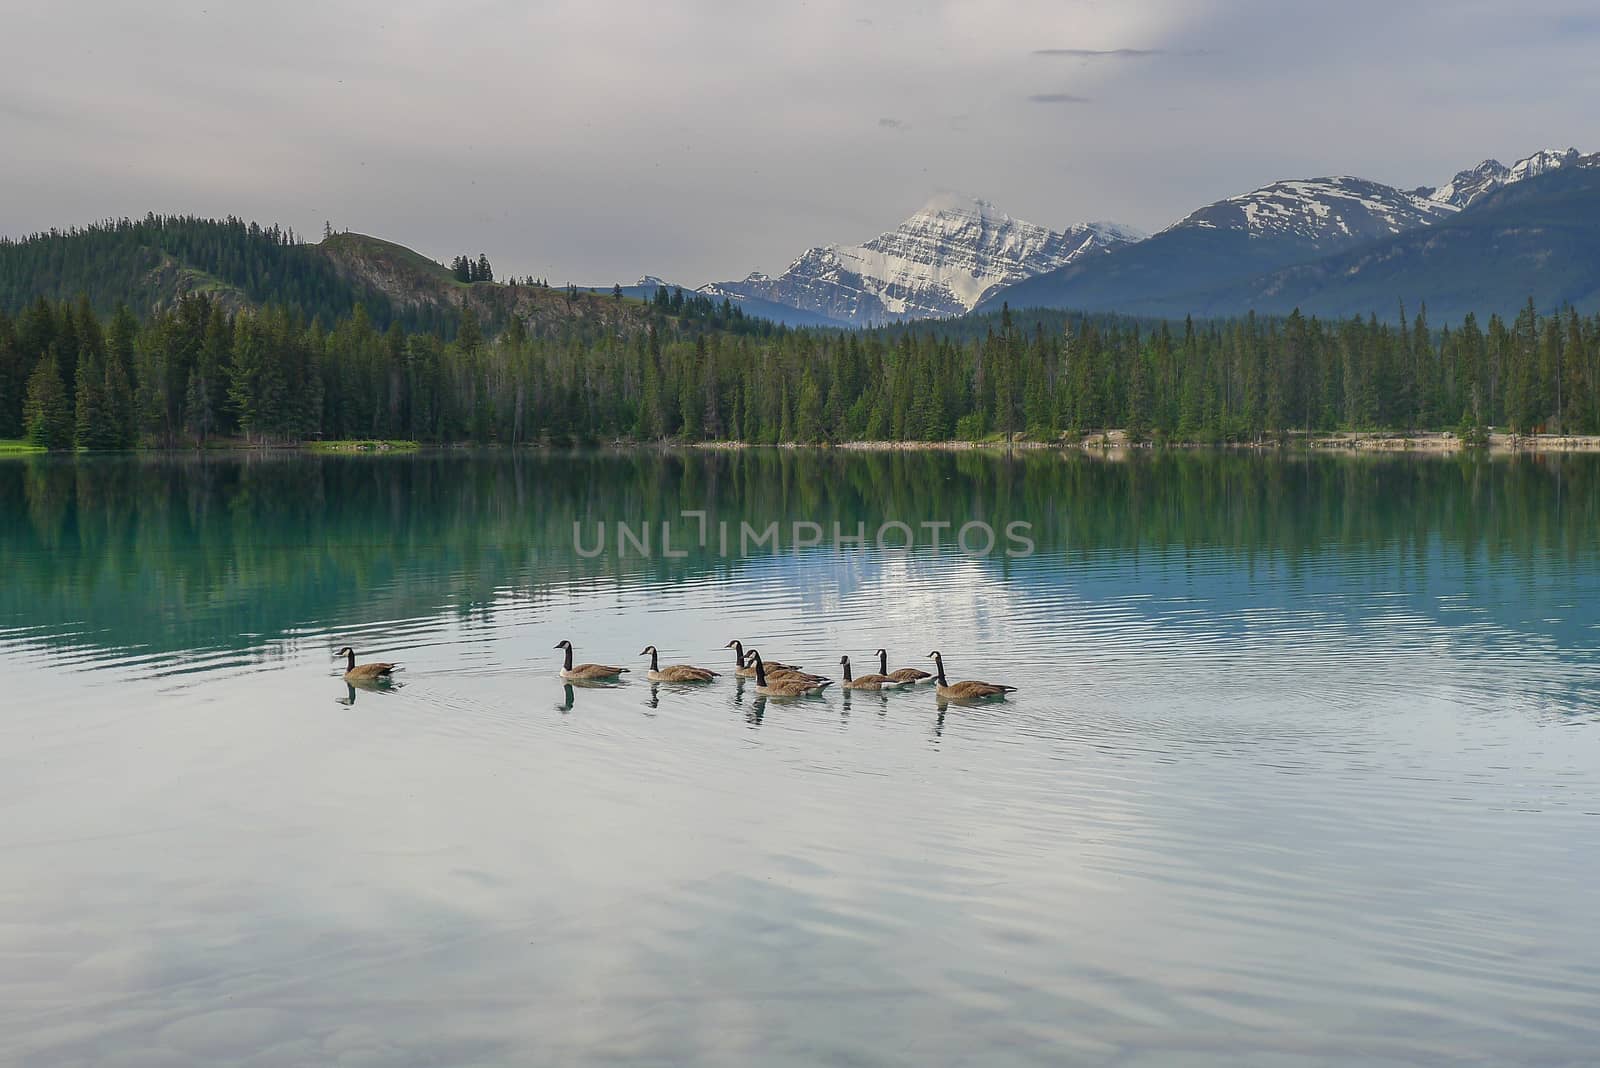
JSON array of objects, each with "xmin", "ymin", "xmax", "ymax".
[
  {"xmin": 3, "ymin": 292, "xmax": 1598, "ymax": 449},
  {"xmin": 450, "ymin": 254, "xmax": 494, "ymax": 284}
]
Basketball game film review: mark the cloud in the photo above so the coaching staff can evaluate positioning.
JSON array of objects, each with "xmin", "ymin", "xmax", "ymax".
[
  {"xmin": 1031, "ymin": 47, "xmax": 1215, "ymax": 59},
  {"xmin": 1033, "ymin": 47, "xmax": 1168, "ymax": 57},
  {"xmin": 1, "ymin": 0, "xmax": 1593, "ymax": 287}
]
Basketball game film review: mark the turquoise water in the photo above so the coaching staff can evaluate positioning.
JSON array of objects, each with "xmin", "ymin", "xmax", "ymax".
[{"xmin": 2, "ymin": 450, "xmax": 1598, "ymax": 1065}]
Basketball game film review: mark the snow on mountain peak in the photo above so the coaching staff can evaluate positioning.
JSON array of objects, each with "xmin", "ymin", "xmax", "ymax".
[
  {"xmin": 708, "ymin": 197, "xmax": 1145, "ymax": 325},
  {"xmin": 1167, "ymin": 175, "xmax": 1456, "ymax": 244},
  {"xmin": 1426, "ymin": 147, "xmax": 1583, "ymax": 207},
  {"xmin": 915, "ymin": 191, "xmax": 1008, "ymax": 222}
]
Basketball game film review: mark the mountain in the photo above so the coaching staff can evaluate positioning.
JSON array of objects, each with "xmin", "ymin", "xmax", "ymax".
[
  {"xmin": 317, "ymin": 233, "xmax": 658, "ymax": 337},
  {"xmin": 981, "ymin": 147, "xmax": 1593, "ymax": 320},
  {"xmin": 1419, "ymin": 147, "xmax": 1583, "ymax": 208},
  {"xmin": 1172, "ymin": 176, "xmax": 1457, "ymax": 243},
  {"xmin": 981, "ymin": 175, "xmax": 1455, "ymax": 318},
  {"xmin": 0, "ymin": 216, "xmax": 437, "ymax": 329},
  {"xmin": 0, "ymin": 219, "xmax": 695, "ymax": 339},
  {"xmin": 708, "ymin": 194, "xmax": 1143, "ymax": 326},
  {"xmin": 1213, "ymin": 153, "xmax": 1600, "ymax": 321}
]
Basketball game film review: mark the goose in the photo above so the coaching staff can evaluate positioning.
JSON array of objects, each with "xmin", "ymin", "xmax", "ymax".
[
  {"xmin": 334, "ymin": 647, "xmax": 397, "ymax": 683},
  {"xmin": 927, "ymin": 651, "xmax": 1016, "ymax": 701},
  {"xmin": 725, "ymin": 639, "xmax": 805, "ymax": 679},
  {"xmin": 840, "ymin": 654, "xmax": 909, "ymax": 691},
  {"xmin": 640, "ymin": 645, "xmax": 720, "ymax": 683},
  {"xmin": 742, "ymin": 656, "xmax": 828, "ymax": 684},
  {"xmin": 876, "ymin": 647, "xmax": 933, "ymax": 684},
  {"xmin": 554, "ymin": 639, "xmax": 629, "ymax": 681},
  {"xmin": 749, "ymin": 649, "xmax": 832, "ymax": 697}
]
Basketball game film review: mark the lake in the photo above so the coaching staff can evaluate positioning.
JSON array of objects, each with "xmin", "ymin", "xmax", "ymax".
[{"xmin": 2, "ymin": 449, "xmax": 1598, "ymax": 1066}]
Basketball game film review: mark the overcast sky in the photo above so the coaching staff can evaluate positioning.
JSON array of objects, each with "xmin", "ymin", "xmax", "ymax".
[{"xmin": 2, "ymin": 0, "xmax": 1597, "ymax": 286}]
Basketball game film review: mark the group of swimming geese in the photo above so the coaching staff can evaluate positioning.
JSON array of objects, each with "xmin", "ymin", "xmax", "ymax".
[{"xmin": 335, "ymin": 639, "xmax": 1018, "ymax": 701}]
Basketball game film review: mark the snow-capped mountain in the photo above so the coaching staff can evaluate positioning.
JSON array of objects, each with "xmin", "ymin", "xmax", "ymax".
[
  {"xmin": 1421, "ymin": 147, "xmax": 1583, "ymax": 209},
  {"xmin": 1164, "ymin": 176, "xmax": 1457, "ymax": 246},
  {"xmin": 981, "ymin": 147, "xmax": 1598, "ymax": 322},
  {"xmin": 706, "ymin": 194, "xmax": 1144, "ymax": 326}
]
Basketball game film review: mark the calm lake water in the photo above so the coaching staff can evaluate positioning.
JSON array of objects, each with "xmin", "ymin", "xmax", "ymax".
[{"xmin": 3, "ymin": 449, "xmax": 1599, "ymax": 1066}]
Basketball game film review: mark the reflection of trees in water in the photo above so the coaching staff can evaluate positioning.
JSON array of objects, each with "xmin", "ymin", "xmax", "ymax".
[{"xmin": 2, "ymin": 450, "xmax": 1597, "ymax": 658}]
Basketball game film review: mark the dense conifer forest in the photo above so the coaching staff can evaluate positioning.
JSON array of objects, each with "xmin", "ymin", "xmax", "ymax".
[
  {"xmin": 3, "ymin": 281, "xmax": 1598, "ymax": 449},
  {"xmin": 0, "ymin": 215, "xmax": 469, "ymax": 334}
]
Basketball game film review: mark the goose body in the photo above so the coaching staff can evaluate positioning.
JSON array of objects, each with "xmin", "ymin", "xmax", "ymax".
[
  {"xmin": 640, "ymin": 645, "xmax": 720, "ymax": 683},
  {"xmin": 877, "ymin": 648, "xmax": 933, "ymax": 684},
  {"xmin": 750, "ymin": 650, "xmax": 831, "ymax": 697},
  {"xmin": 840, "ymin": 655, "xmax": 909, "ymax": 691},
  {"xmin": 554, "ymin": 640, "xmax": 629, "ymax": 681},
  {"xmin": 725, "ymin": 639, "xmax": 803, "ymax": 679},
  {"xmin": 927, "ymin": 651, "xmax": 1015, "ymax": 701},
  {"xmin": 335, "ymin": 647, "xmax": 397, "ymax": 682}
]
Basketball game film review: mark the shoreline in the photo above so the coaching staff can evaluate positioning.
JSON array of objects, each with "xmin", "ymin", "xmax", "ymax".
[
  {"xmin": 703, "ymin": 431, "xmax": 1600, "ymax": 455},
  {"xmin": 8, "ymin": 431, "xmax": 1600, "ymax": 458}
]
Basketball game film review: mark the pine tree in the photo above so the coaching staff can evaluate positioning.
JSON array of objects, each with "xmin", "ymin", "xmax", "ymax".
[
  {"xmin": 74, "ymin": 345, "xmax": 114, "ymax": 449},
  {"xmin": 104, "ymin": 304, "xmax": 138, "ymax": 447},
  {"xmin": 1125, "ymin": 349, "xmax": 1150, "ymax": 443},
  {"xmin": 678, "ymin": 350, "xmax": 702, "ymax": 440},
  {"xmin": 0, "ymin": 311, "xmax": 22, "ymax": 437},
  {"xmin": 185, "ymin": 305, "xmax": 229, "ymax": 445},
  {"xmin": 24, "ymin": 353, "xmax": 73, "ymax": 450},
  {"xmin": 794, "ymin": 364, "xmax": 823, "ymax": 443}
]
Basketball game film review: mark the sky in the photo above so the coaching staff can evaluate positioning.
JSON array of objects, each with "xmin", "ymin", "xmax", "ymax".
[{"xmin": 2, "ymin": 0, "xmax": 1598, "ymax": 286}]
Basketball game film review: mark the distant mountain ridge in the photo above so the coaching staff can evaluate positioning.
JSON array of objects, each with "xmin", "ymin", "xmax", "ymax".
[
  {"xmin": 981, "ymin": 147, "xmax": 1596, "ymax": 321},
  {"xmin": 706, "ymin": 194, "xmax": 1144, "ymax": 326},
  {"xmin": 1418, "ymin": 147, "xmax": 1583, "ymax": 208},
  {"xmin": 1163, "ymin": 175, "xmax": 1455, "ymax": 244},
  {"xmin": 1211, "ymin": 154, "xmax": 1600, "ymax": 321},
  {"xmin": 0, "ymin": 220, "xmax": 660, "ymax": 339}
]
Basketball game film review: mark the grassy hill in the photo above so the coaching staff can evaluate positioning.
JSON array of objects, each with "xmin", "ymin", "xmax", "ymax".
[
  {"xmin": 317, "ymin": 232, "xmax": 659, "ymax": 338},
  {"xmin": 0, "ymin": 215, "xmax": 425, "ymax": 327},
  {"xmin": 0, "ymin": 216, "xmax": 803, "ymax": 340}
]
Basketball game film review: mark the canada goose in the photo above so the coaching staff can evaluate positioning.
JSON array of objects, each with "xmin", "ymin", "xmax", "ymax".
[
  {"xmin": 554, "ymin": 639, "xmax": 629, "ymax": 681},
  {"xmin": 927, "ymin": 651, "xmax": 1016, "ymax": 700},
  {"xmin": 640, "ymin": 645, "xmax": 720, "ymax": 683},
  {"xmin": 840, "ymin": 654, "xmax": 909, "ymax": 691},
  {"xmin": 876, "ymin": 647, "xmax": 933, "ymax": 684},
  {"xmin": 749, "ymin": 649, "xmax": 832, "ymax": 697},
  {"xmin": 725, "ymin": 639, "xmax": 804, "ymax": 679},
  {"xmin": 744, "ymin": 656, "xmax": 828, "ymax": 684},
  {"xmin": 334, "ymin": 647, "xmax": 397, "ymax": 683}
]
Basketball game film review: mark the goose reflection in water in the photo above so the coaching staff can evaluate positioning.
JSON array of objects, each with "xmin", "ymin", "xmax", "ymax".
[
  {"xmin": 337, "ymin": 678, "xmax": 402, "ymax": 706},
  {"xmin": 555, "ymin": 675, "xmax": 625, "ymax": 713},
  {"xmin": 840, "ymin": 689, "xmax": 892, "ymax": 719}
]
